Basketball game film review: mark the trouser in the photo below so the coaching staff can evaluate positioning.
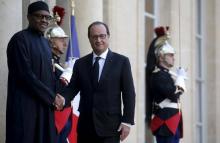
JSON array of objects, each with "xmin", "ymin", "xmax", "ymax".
[
  {"xmin": 156, "ymin": 128, "xmax": 180, "ymax": 143},
  {"xmin": 57, "ymin": 117, "xmax": 72, "ymax": 143},
  {"xmin": 77, "ymin": 117, "xmax": 120, "ymax": 143},
  {"xmin": 77, "ymin": 133, "xmax": 120, "ymax": 143}
]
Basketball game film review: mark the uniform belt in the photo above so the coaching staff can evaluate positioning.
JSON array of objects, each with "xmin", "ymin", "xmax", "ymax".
[
  {"xmin": 54, "ymin": 63, "xmax": 64, "ymax": 72},
  {"xmin": 157, "ymin": 99, "xmax": 179, "ymax": 109}
]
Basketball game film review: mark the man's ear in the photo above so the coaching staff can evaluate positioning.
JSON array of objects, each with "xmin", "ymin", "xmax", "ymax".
[
  {"xmin": 158, "ymin": 54, "xmax": 164, "ymax": 63},
  {"xmin": 27, "ymin": 14, "xmax": 31, "ymax": 21}
]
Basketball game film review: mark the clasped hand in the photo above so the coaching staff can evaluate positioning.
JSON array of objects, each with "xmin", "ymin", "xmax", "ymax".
[{"xmin": 54, "ymin": 94, "xmax": 65, "ymax": 110}]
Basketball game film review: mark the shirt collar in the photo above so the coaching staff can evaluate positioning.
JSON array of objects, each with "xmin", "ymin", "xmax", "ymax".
[
  {"xmin": 93, "ymin": 48, "xmax": 109, "ymax": 60},
  {"xmin": 27, "ymin": 26, "xmax": 44, "ymax": 36}
]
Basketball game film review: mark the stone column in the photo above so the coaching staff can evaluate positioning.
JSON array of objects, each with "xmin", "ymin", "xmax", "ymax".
[
  {"xmin": 0, "ymin": 0, "xmax": 22, "ymax": 142},
  {"xmin": 55, "ymin": 0, "xmax": 102, "ymax": 59},
  {"xmin": 75, "ymin": 0, "xmax": 103, "ymax": 56},
  {"xmin": 205, "ymin": 0, "xmax": 217, "ymax": 143},
  {"xmin": 215, "ymin": 0, "xmax": 220, "ymax": 142},
  {"xmin": 171, "ymin": 0, "xmax": 194, "ymax": 142},
  {"xmin": 103, "ymin": 0, "xmax": 145, "ymax": 143}
]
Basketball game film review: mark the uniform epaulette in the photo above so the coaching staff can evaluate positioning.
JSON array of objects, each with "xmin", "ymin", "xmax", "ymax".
[
  {"xmin": 152, "ymin": 66, "xmax": 160, "ymax": 73},
  {"xmin": 162, "ymin": 68, "xmax": 169, "ymax": 73}
]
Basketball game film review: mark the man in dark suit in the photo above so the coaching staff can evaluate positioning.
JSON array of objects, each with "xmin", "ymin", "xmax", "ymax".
[
  {"xmin": 57, "ymin": 21, "xmax": 135, "ymax": 143},
  {"xmin": 6, "ymin": 1, "xmax": 60, "ymax": 143}
]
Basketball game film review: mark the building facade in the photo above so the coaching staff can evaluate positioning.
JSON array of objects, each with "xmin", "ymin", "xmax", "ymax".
[{"xmin": 0, "ymin": 0, "xmax": 219, "ymax": 143}]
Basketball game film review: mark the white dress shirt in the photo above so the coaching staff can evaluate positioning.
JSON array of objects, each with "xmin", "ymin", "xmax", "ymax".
[{"xmin": 92, "ymin": 48, "xmax": 109, "ymax": 81}]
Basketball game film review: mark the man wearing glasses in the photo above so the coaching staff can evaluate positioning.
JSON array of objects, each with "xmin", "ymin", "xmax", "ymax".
[
  {"xmin": 57, "ymin": 21, "xmax": 136, "ymax": 143},
  {"xmin": 6, "ymin": 1, "xmax": 60, "ymax": 143}
]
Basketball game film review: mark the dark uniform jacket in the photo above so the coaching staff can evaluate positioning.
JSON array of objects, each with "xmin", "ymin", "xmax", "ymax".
[
  {"xmin": 149, "ymin": 66, "xmax": 183, "ymax": 137},
  {"xmin": 52, "ymin": 54, "xmax": 73, "ymax": 134},
  {"xmin": 6, "ymin": 27, "xmax": 57, "ymax": 143},
  {"xmin": 61, "ymin": 50, "xmax": 136, "ymax": 137},
  {"xmin": 52, "ymin": 54, "xmax": 66, "ymax": 94}
]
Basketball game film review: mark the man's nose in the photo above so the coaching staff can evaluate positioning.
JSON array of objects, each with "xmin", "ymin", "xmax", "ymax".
[
  {"xmin": 96, "ymin": 37, "xmax": 102, "ymax": 42},
  {"xmin": 41, "ymin": 17, "xmax": 48, "ymax": 23},
  {"xmin": 63, "ymin": 41, "xmax": 67, "ymax": 47}
]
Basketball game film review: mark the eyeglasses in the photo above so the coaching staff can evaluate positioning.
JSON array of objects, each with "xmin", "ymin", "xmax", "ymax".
[
  {"xmin": 90, "ymin": 34, "xmax": 107, "ymax": 40},
  {"xmin": 32, "ymin": 14, "xmax": 52, "ymax": 21}
]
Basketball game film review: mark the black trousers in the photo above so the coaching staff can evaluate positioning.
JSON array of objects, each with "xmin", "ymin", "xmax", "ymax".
[
  {"xmin": 78, "ymin": 133, "xmax": 120, "ymax": 143},
  {"xmin": 156, "ymin": 127, "xmax": 180, "ymax": 143},
  {"xmin": 78, "ymin": 116, "xmax": 119, "ymax": 143},
  {"xmin": 78, "ymin": 111, "xmax": 120, "ymax": 143}
]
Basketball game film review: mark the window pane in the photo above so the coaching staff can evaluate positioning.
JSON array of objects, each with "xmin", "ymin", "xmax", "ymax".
[
  {"xmin": 196, "ymin": 125, "xmax": 203, "ymax": 143},
  {"xmin": 196, "ymin": 82, "xmax": 203, "ymax": 122},
  {"xmin": 195, "ymin": 0, "xmax": 204, "ymax": 143},
  {"xmin": 196, "ymin": 0, "xmax": 202, "ymax": 34},
  {"xmin": 196, "ymin": 38, "xmax": 202, "ymax": 77},
  {"xmin": 145, "ymin": 0, "xmax": 154, "ymax": 14}
]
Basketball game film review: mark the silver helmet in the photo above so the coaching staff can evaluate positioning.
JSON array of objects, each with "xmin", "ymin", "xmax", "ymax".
[
  {"xmin": 154, "ymin": 27, "xmax": 175, "ymax": 57},
  {"xmin": 45, "ymin": 26, "xmax": 68, "ymax": 38},
  {"xmin": 155, "ymin": 40, "xmax": 175, "ymax": 57}
]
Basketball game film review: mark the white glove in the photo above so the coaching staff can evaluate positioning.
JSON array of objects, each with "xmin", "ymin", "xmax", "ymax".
[
  {"xmin": 66, "ymin": 57, "xmax": 78, "ymax": 70},
  {"xmin": 60, "ymin": 57, "xmax": 78, "ymax": 84},
  {"xmin": 176, "ymin": 67, "xmax": 187, "ymax": 80},
  {"xmin": 175, "ymin": 67, "xmax": 187, "ymax": 92},
  {"xmin": 60, "ymin": 68, "xmax": 73, "ymax": 84}
]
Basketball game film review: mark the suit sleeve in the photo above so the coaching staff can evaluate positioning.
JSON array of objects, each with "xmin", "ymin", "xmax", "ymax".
[
  {"xmin": 61, "ymin": 60, "xmax": 80, "ymax": 106},
  {"xmin": 120, "ymin": 57, "xmax": 136, "ymax": 125},
  {"xmin": 7, "ymin": 34, "xmax": 55, "ymax": 106}
]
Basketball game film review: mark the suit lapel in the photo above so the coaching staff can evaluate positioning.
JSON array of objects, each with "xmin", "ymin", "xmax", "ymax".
[
  {"xmin": 98, "ymin": 50, "xmax": 114, "ymax": 85},
  {"xmin": 86, "ymin": 53, "xmax": 94, "ymax": 86}
]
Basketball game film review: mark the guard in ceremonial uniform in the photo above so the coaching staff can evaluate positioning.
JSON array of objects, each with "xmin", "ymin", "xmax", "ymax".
[
  {"xmin": 146, "ymin": 26, "xmax": 187, "ymax": 143},
  {"xmin": 45, "ymin": 18, "xmax": 77, "ymax": 143}
]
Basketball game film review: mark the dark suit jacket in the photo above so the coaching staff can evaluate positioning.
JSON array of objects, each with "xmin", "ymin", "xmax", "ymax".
[
  {"xmin": 62, "ymin": 50, "xmax": 135, "ymax": 137},
  {"xmin": 6, "ymin": 28, "xmax": 57, "ymax": 143}
]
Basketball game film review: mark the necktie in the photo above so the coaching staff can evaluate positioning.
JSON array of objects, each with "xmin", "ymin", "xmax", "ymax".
[{"xmin": 92, "ymin": 57, "xmax": 101, "ymax": 88}]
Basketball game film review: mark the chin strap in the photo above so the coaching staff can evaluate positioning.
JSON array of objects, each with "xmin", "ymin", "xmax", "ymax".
[{"xmin": 52, "ymin": 46, "xmax": 64, "ymax": 56}]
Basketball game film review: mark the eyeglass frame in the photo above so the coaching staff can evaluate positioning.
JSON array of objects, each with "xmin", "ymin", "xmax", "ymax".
[
  {"xmin": 90, "ymin": 34, "xmax": 108, "ymax": 41},
  {"xmin": 31, "ymin": 13, "xmax": 52, "ymax": 21}
]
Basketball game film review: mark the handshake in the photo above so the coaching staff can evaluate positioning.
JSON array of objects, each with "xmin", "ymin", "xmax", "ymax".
[
  {"xmin": 53, "ymin": 93, "xmax": 65, "ymax": 110},
  {"xmin": 54, "ymin": 57, "xmax": 78, "ymax": 110}
]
